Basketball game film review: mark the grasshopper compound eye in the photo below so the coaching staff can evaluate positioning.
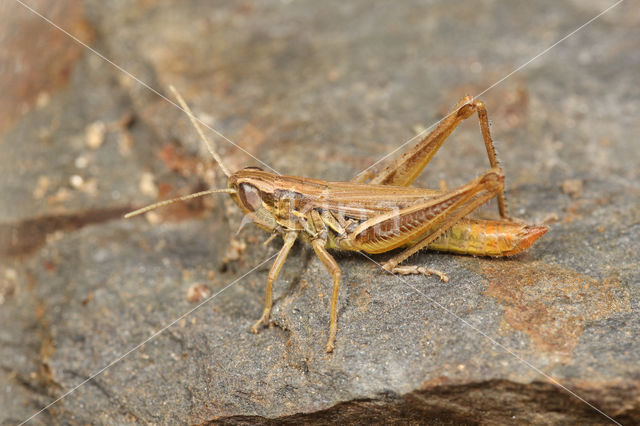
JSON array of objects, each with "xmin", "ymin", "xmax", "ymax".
[{"xmin": 239, "ymin": 183, "xmax": 262, "ymax": 212}]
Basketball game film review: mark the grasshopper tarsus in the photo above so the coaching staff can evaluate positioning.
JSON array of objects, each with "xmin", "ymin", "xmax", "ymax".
[
  {"xmin": 390, "ymin": 265, "xmax": 450, "ymax": 283},
  {"xmin": 325, "ymin": 339, "xmax": 336, "ymax": 354},
  {"xmin": 126, "ymin": 90, "xmax": 547, "ymax": 353},
  {"xmin": 250, "ymin": 312, "xmax": 270, "ymax": 334}
]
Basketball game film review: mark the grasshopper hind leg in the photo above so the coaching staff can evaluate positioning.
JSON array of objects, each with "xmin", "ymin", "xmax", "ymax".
[
  {"xmin": 358, "ymin": 96, "xmax": 509, "ymax": 219},
  {"xmin": 391, "ymin": 265, "xmax": 449, "ymax": 282}
]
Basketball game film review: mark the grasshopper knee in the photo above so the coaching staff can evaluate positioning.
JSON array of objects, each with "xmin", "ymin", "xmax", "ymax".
[{"xmin": 456, "ymin": 96, "xmax": 477, "ymax": 118}]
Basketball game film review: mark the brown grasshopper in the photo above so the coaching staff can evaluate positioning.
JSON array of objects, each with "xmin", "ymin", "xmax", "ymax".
[{"xmin": 126, "ymin": 87, "xmax": 547, "ymax": 353}]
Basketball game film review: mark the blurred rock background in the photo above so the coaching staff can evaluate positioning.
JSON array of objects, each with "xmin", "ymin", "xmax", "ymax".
[{"xmin": 1, "ymin": 0, "xmax": 638, "ymax": 424}]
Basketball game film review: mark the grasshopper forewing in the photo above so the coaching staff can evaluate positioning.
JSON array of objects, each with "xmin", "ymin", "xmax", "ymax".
[{"xmin": 126, "ymin": 89, "xmax": 547, "ymax": 353}]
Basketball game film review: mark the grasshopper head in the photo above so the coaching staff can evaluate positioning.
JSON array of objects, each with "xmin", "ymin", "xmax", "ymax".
[{"xmin": 228, "ymin": 167, "xmax": 278, "ymax": 232}]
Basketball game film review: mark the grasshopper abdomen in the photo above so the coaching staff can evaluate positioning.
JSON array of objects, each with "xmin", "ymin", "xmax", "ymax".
[{"xmin": 427, "ymin": 217, "xmax": 548, "ymax": 257}]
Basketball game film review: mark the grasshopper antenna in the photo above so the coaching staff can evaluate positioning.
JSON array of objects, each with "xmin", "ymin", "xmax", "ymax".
[
  {"xmin": 169, "ymin": 85, "xmax": 232, "ymax": 178},
  {"xmin": 124, "ymin": 188, "xmax": 236, "ymax": 218},
  {"xmin": 125, "ymin": 87, "xmax": 236, "ymax": 220}
]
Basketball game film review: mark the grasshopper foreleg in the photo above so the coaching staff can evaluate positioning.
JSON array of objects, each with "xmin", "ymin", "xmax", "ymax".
[{"xmin": 251, "ymin": 231, "xmax": 298, "ymax": 334}]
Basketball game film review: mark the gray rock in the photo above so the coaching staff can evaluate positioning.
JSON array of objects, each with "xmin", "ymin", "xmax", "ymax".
[{"xmin": 1, "ymin": 0, "xmax": 638, "ymax": 424}]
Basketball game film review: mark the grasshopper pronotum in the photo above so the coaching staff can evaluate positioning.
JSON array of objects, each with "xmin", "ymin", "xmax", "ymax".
[{"xmin": 126, "ymin": 87, "xmax": 547, "ymax": 353}]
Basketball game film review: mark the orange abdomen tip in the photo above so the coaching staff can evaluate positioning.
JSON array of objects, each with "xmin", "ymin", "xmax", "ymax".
[{"xmin": 502, "ymin": 224, "xmax": 548, "ymax": 256}]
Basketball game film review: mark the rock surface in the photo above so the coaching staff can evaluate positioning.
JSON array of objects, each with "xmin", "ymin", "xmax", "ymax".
[{"xmin": 1, "ymin": 0, "xmax": 639, "ymax": 424}]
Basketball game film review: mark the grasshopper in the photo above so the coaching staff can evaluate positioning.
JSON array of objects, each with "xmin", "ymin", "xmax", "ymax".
[{"xmin": 126, "ymin": 87, "xmax": 547, "ymax": 353}]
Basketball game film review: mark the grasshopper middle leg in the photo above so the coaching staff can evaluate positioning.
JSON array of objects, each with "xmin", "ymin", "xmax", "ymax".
[
  {"xmin": 252, "ymin": 229, "xmax": 343, "ymax": 353},
  {"xmin": 311, "ymin": 238, "xmax": 342, "ymax": 353}
]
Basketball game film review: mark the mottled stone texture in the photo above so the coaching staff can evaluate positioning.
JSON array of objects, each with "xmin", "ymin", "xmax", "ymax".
[{"xmin": 1, "ymin": 1, "xmax": 638, "ymax": 424}]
